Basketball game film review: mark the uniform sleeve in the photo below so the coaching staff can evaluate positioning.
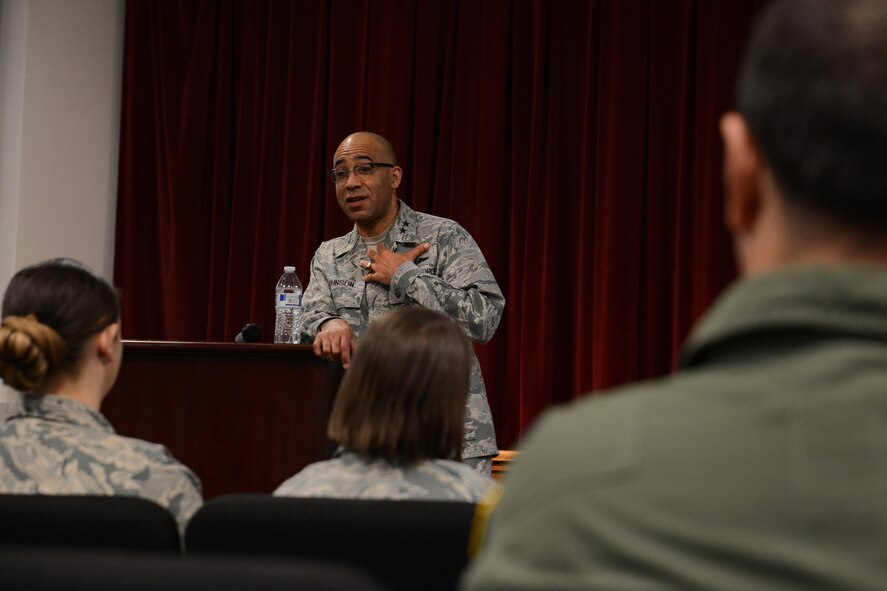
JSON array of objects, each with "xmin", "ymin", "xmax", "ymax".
[
  {"xmin": 300, "ymin": 250, "xmax": 341, "ymax": 342},
  {"xmin": 390, "ymin": 223, "xmax": 505, "ymax": 344}
]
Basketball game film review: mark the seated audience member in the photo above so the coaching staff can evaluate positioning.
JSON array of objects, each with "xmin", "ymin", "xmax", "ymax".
[
  {"xmin": 275, "ymin": 307, "xmax": 496, "ymax": 502},
  {"xmin": 462, "ymin": 0, "xmax": 887, "ymax": 589},
  {"xmin": 0, "ymin": 258, "xmax": 202, "ymax": 533}
]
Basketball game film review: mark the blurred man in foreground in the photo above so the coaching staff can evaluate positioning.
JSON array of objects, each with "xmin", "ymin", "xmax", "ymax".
[{"xmin": 463, "ymin": 0, "xmax": 887, "ymax": 588}]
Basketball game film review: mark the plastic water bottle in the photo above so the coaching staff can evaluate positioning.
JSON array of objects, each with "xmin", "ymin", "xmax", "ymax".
[{"xmin": 274, "ymin": 266, "xmax": 303, "ymax": 344}]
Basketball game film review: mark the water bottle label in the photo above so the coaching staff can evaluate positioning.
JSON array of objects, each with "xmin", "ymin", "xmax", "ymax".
[{"xmin": 277, "ymin": 292, "xmax": 302, "ymax": 308}]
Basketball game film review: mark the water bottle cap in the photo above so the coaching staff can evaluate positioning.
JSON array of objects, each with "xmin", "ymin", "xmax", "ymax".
[{"xmin": 284, "ymin": 266, "xmax": 295, "ymax": 273}]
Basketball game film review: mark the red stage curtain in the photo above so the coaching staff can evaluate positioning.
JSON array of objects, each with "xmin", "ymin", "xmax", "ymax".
[{"xmin": 115, "ymin": 0, "xmax": 766, "ymax": 449}]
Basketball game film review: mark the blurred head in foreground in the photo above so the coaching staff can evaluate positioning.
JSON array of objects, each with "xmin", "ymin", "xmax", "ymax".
[{"xmin": 723, "ymin": 0, "xmax": 887, "ymax": 276}]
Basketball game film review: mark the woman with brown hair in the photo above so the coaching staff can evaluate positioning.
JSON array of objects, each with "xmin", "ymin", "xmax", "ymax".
[
  {"xmin": 275, "ymin": 307, "xmax": 495, "ymax": 501},
  {"xmin": 0, "ymin": 258, "xmax": 202, "ymax": 533}
]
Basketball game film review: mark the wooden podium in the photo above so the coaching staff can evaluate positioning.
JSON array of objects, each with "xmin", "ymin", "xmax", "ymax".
[{"xmin": 102, "ymin": 341, "xmax": 343, "ymax": 500}]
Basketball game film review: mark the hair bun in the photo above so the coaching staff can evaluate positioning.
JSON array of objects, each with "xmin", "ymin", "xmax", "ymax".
[{"xmin": 0, "ymin": 315, "xmax": 69, "ymax": 392}]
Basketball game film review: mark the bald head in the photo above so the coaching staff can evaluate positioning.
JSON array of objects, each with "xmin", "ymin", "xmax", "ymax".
[
  {"xmin": 336, "ymin": 132, "xmax": 398, "ymax": 166},
  {"xmin": 330, "ymin": 132, "xmax": 403, "ymax": 236}
]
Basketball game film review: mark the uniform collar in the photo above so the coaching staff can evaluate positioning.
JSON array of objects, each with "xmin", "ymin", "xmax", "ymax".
[
  {"xmin": 12, "ymin": 394, "xmax": 115, "ymax": 434},
  {"xmin": 332, "ymin": 199, "xmax": 421, "ymax": 258},
  {"xmin": 680, "ymin": 265, "xmax": 887, "ymax": 368}
]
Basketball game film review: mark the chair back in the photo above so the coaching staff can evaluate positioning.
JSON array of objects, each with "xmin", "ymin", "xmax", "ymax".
[
  {"xmin": 0, "ymin": 549, "xmax": 387, "ymax": 591},
  {"xmin": 185, "ymin": 494, "xmax": 477, "ymax": 591},
  {"xmin": 0, "ymin": 494, "xmax": 180, "ymax": 553}
]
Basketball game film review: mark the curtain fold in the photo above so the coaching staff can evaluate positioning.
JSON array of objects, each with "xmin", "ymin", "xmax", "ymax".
[{"xmin": 115, "ymin": 0, "xmax": 765, "ymax": 449}]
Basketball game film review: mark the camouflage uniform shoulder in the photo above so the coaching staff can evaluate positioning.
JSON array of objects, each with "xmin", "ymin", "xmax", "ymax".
[{"xmin": 274, "ymin": 451, "xmax": 496, "ymax": 502}]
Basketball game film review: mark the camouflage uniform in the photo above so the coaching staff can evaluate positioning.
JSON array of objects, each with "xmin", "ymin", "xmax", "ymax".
[
  {"xmin": 0, "ymin": 394, "xmax": 203, "ymax": 535},
  {"xmin": 301, "ymin": 200, "xmax": 505, "ymax": 462},
  {"xmin": 0, "ymin": 383, "xmax": 22, "ymax": 422},
  {"xmin": 274, "ymin": 449, "xmax": 497, "ymax": 502}
]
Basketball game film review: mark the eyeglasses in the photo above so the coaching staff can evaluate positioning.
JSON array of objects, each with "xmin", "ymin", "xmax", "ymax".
[{"xmin": 328, "ymin": 162, "xmax": 394, "ymax": 184}]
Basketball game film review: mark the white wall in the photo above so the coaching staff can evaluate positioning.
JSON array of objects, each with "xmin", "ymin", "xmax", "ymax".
[{"xmin": 0, "ymin": 0, "xmax": 124, "ymax": 292}]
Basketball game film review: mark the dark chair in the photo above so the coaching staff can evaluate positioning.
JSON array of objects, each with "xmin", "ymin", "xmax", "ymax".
[
  {"xmin": 0, "ymin": 494, "xmax": 180, "ymax": 553},
  {"xmin": 185, "ymin": 494, "xmax": 478, "ymax": 591},
  {"xmin": 0, "ymin": 549, "xmax": 387, "ymax": 591}
]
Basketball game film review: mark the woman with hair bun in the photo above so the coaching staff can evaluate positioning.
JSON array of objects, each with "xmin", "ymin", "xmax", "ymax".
[
  {"xmin": 275, "ymin": 307, "xmax": 497, "ymax": 501},
  {"xmin": 0, "ymin": 258, "xmax": 202, "ymax": 533}
]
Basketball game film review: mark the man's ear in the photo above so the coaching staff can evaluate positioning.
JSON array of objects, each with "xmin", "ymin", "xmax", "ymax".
[
  {"xmin": 390, "ymin": 165, "xmax": 402, "ymax": 190},
  {"xmin": 96, "ymin": 322, "xmax": 120, "ymax": 363},
  {"xmin": 720, "ymin": 111, "xmax": 763, "ymax": 235}
]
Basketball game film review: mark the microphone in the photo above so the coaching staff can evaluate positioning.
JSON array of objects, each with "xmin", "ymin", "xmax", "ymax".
[{"xmin": 234, "ymin": 323, "xmax": 262, "ymax": 343}]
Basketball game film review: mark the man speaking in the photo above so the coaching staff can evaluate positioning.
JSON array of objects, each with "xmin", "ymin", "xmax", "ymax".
[{"xmin": 301, "ymin": 132, "xmax": 505, "ymax": 475}]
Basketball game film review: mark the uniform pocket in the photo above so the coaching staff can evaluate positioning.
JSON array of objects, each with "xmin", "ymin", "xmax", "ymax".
[{"xmin": 331, "ymin": 284, "xmax": 363, "ymax": 315}]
